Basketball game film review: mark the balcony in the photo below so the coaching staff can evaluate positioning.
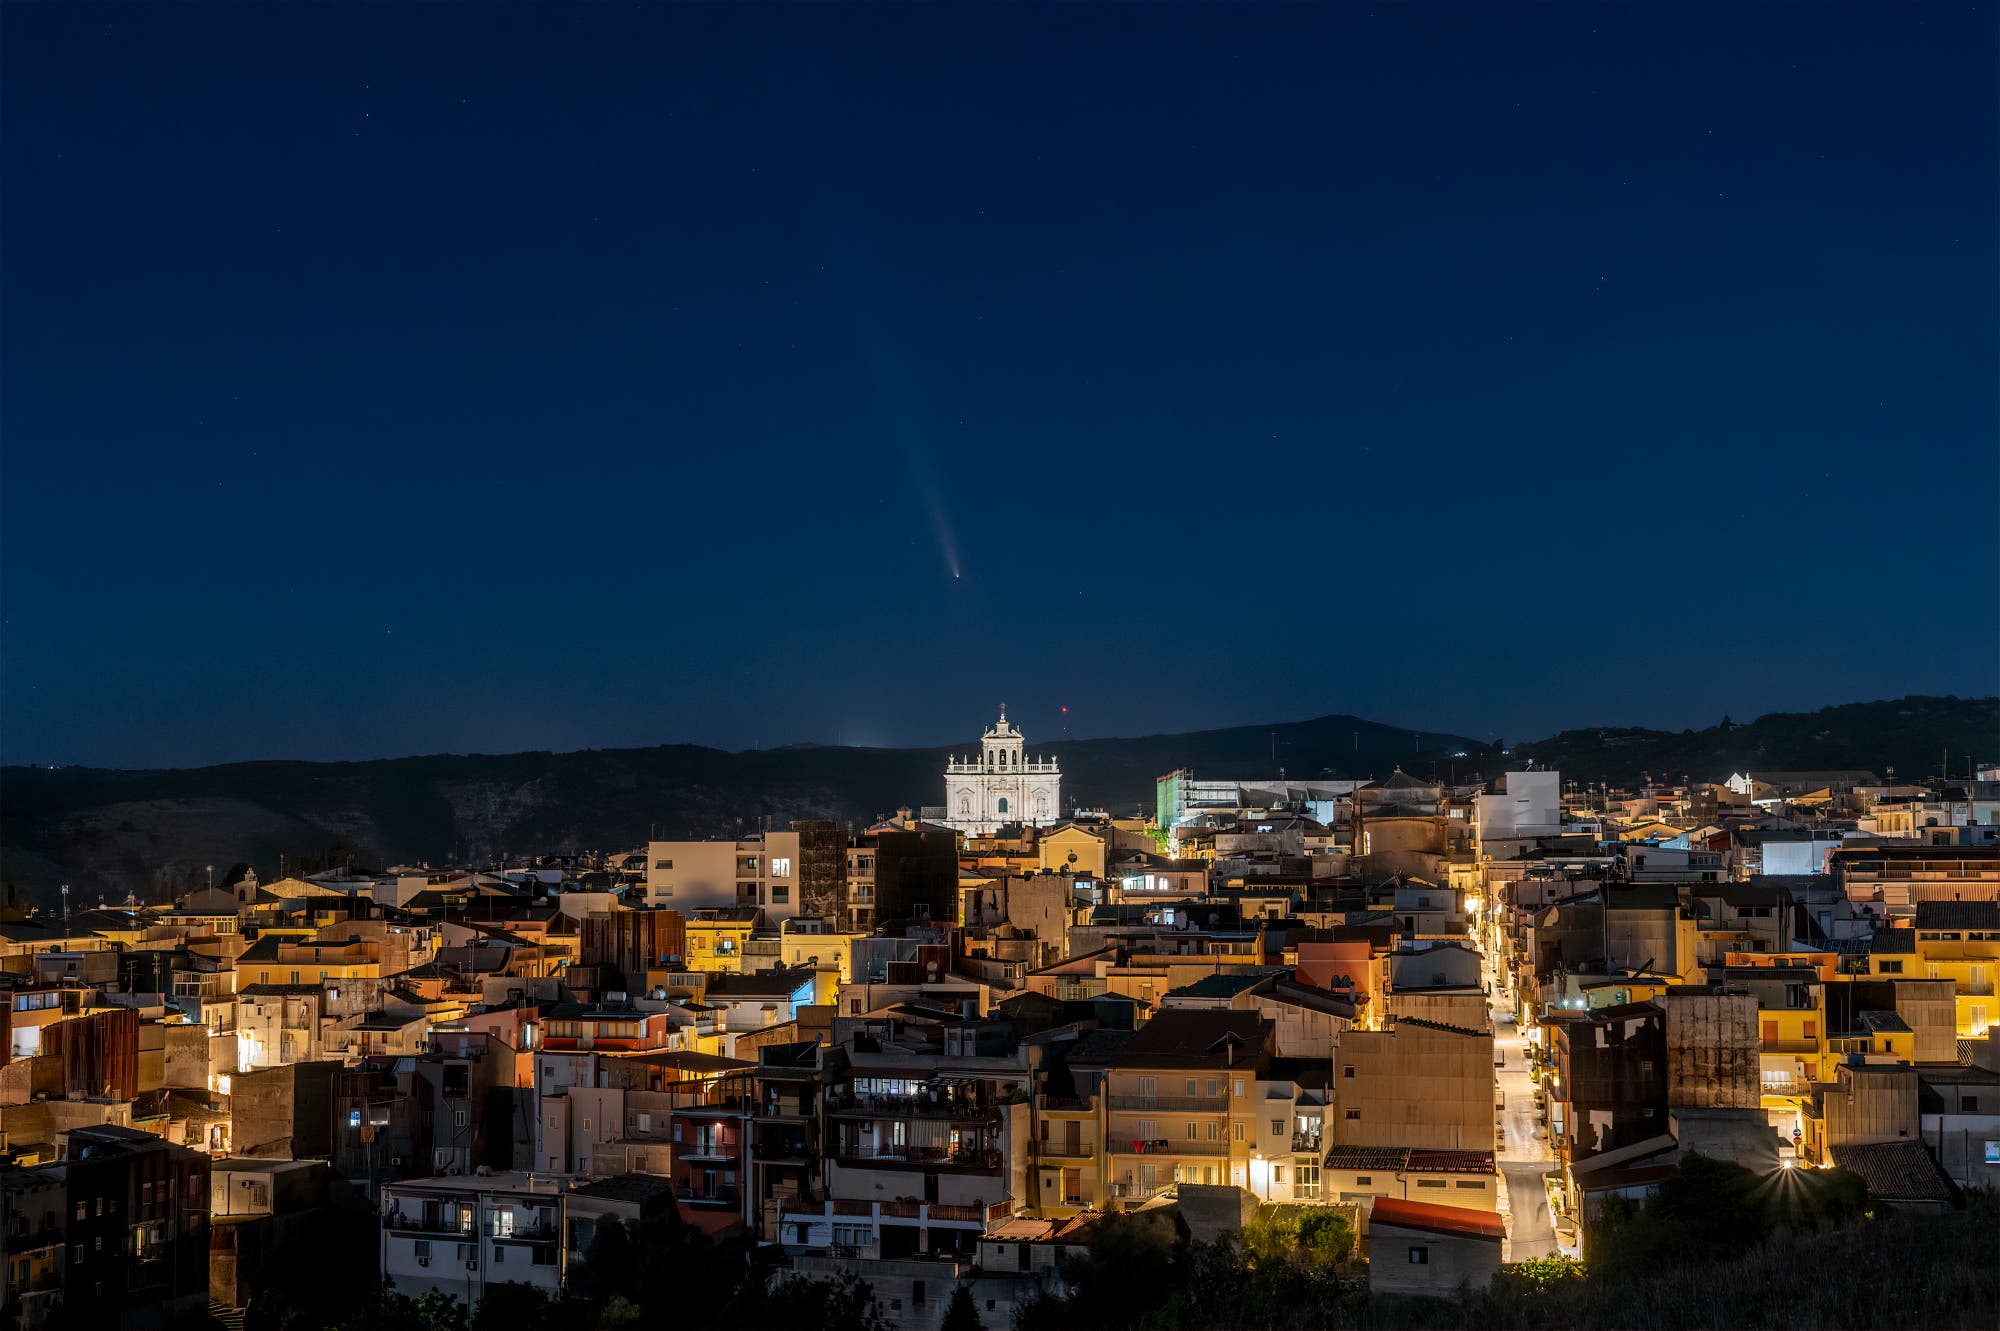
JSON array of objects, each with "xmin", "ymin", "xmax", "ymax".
[
  {"xmin": 753, "ymin": 1131, "xmax": 815, "ymax": 1164},
  {"xmin": 381, "ymin": 1209, "xmax": 474, "ymax": 1238},
  {"xmin": 1290, "ymin": 1132, "xmax": 1323, "ymax": 1154},
  {"xmin": 678, "ymin": 1142, "xmax": 740, "ymax": 1163},
  {"xmin": 1108, "ymin": 1138, "xmax": 1230, "ymax": 1157},
  {"xmin": 786, "ymin": 1198, "xmax": 1013, "ymax": 1228},
  {"xmin": 1108, "ymin": 1094, "xmax": 1229, "ymax": 1113},
  {"xmin": 1038, "ymin": 1138, "xmax": 1095, "ymax": 1162},
  {"xmin": 833, "ymin": 1144, "xmax": 1003, "ymax": 1171},
  {"xmin": 1762, "ymin": 1038, "xmax": 1819, "ymax": 1054},
  {"xmin": 4, "ymin": 1222, "xmax": 60, "ymax": 1251},
  {"xmin": 829, "ymin": 1089, "xmax": 1000, "ymax": 1121},
  {"xmin": 673, "ymin": 1094, "xmax": 753, "ymax": 1117},
  {"xmin": 928, "ymin": 1200, "xmax": 1012, "ymax": 1224},
  {"xmin": 1037, "ymin": 1094, "xmax": 1092, "ymax": 1113},
  {"xmin": 489, "ymin": 1220, "xmax": 559, "ymax": 1242}
]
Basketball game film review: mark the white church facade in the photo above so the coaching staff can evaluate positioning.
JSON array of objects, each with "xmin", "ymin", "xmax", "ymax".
[{"xmin": 941, "ymin": 707, "xmax": 1062, "ymax": 836}]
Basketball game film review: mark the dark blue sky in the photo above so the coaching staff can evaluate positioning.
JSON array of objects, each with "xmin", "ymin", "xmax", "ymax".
[{"xmin": 3, "ymin": 4, "xmax": 1994, "ymax": 768}]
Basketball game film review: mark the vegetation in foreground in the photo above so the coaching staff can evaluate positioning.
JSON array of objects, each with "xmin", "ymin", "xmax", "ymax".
[
  {"xmin": 234, "ymin": 1161, "xmax": 1997, "ymax": 1331},
  {"xmin": 1017, "ymin": 1160, "xmax": 1995, "ymax": 1331}
]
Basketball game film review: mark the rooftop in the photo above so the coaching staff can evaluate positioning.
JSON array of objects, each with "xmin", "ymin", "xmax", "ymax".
[
  {"xmin": 1366, "ymin": 1196, "xmax": 1505, "ymax": 1241},
  {"xmin": 1914, "ymin": 901, "xmax": 2000, "ymax": 931},
  {"xmin": 1828, "ymin": 1140, "xmax": 1953, "ymax": 1203}
]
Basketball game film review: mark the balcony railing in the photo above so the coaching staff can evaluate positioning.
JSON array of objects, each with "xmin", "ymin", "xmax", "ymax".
[
  {"xmin": 678, "ymin": 1186, "xmax": 741, "ymax": 1208},
  {"xmin": 678, "ymin": 1143, "xmax": 739, "ymax": 1162},
  {"xmin": 381, "ymin": 1208, "xmax": 478, "ymax": 1237},
  {"xmin": 1290, "ymin": 1132, "xmax": 1323, "ymax": 1154},
  {"xmin": 1108, "ymin": 1138, "xmax": 1229, "ymax": 1157},
  {"xmin": 786, "ymin": 1198, "xmax": 1013, "ymax": 1226},
  {"xmin": 489, "ymin": 1220, "xmax": 559, "ymax": 1241},
  {"xmin": 1108, "ymin": 1094, "xmax": 1229, "ymax": 1113},
  {"xmin": 830, "ymin": 1089, "xmax": 999, "ymax": 1120},
  {"xmin": 1038, "ymin": 1138, "xmax": 1094, "ymax": 1161},
  {"xmin": 1762, "ymin": 1038, "xmax": 1818, "ymax": 1054},
  {"xmin": 833, "ymin": 1144, "xmax": 1003, "ymax": 1169}
]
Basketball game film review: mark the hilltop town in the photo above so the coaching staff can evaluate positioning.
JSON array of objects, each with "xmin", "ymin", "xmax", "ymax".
[{"xmin": 1, "ymin": 707, "xmax": 1995, "ymax": 1329}]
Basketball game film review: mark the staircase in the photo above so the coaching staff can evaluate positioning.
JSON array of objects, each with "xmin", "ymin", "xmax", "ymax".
[{"xmin": 209, "ymin": 1300, "xmax": 246, "ymax": 1331}]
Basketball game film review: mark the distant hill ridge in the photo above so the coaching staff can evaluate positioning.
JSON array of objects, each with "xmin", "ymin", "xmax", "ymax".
[{"xmin": 1, "ymin": 695, "xmax": 1990, "ymax": 905}]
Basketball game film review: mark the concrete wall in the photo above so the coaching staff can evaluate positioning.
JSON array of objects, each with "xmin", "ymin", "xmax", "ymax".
[
  {"xmin": 164, "ymin": 1023, "xmax": 210, "ymax": 1091},
  {"xmin": 1893, "ymin": 979, "xmax": 1959, "ymax": 1064},
  {"xmin": 1334, "ymin": 1023, "xmax": 1494, "ymax": 1152},
  {"xmin": 1660, "ymin": 992, "xmax": 1761, "ymax": 1109},
  {"xmin": 1823, "ymin": 1064, "xmax": 1919, "ymax": 1147},
  {"xmin": 1367, "ymin": 1224, "xmax": 1500, "ymax": 1296},
  {"xmin": 1385, "ymin": 992, "xmax": 1489, "ymax": 1031},
  {"xmin": 645, "ymin": 842, "xmax": 742, "ymax": 910}
]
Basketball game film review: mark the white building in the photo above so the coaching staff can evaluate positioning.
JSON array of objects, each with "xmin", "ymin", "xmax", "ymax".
[
  {"xmin": 379, "ymin": 1174, "xmax": 568, "ymax": 1306},
  {"xmin": 942, "ymin": 707, "xmax": 1062, "ymax": 836},
  {"xmin": 1474, "ymin": 770, "xmax": 1562, "ymax": 847}
]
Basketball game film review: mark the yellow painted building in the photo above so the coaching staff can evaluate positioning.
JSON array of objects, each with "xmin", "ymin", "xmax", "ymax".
[
  {"xmin": 1101, "ymin": 1011, "xmax": 1271, "ymax": 1204},
  {"xmin": 779, "ymin": 927, "xmax": 864, "ymax": 984},
  {"xmin": 235, "ymin": 935, "xmax": 383, "ymax": 988},
  {"xmin": 1617, "ymin": 822, "xmax": 1688, "ymax": 843},
  {"xmin": 1029, "ymin": 1093, "xmax": 1102, "ymax": 1216},
  {"xmin": 1913, "ymin": 905, "xmax": 1998, "ymax": 1037},
  {"xmin": 1038, "ymin": 824, "xmax": 1113, "ymax": 880},
  {"xmin": 683, "ymin": 912, "xmax": 759, "ymax": 974}
]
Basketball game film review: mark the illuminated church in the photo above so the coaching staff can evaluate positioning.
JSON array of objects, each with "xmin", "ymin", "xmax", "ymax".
[{"xmin": 941, "ymin": 706, "xmax": 1062, "ymax": 835}]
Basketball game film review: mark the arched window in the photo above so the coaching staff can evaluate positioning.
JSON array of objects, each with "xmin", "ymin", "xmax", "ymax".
[{"xmin": 998, "ymin": 797, "xmax": 1010, "ymax": 816}]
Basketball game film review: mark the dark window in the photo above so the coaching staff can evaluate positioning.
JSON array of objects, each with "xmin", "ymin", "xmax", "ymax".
[
  {"xmin": 1408, "ymin": 1246, "xmax": 1429, "ymax": 1264},
  {"xmin": 913, "ymin": 1281, "xmax": 927, "ymax": 1307}
]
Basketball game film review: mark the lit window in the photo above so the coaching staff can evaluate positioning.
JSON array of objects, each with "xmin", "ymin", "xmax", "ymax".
[{"xmin": 770, "ymin": 858, "xmax": 792, "ymax": 878}]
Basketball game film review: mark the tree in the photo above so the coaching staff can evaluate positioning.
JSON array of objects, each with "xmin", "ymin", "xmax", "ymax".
[
  {"xmin": 470, "ymin": 1282, "xmax": 554, "ymax": 1331},
  {"xmin": 1505, "ymin": 1254, "xmax": 1587, "ymax": 1290},
  {"xmin": 1240, "ymin": 1205, "xmax": 1355, "ymax": 1268},
  {"xmin": 730, "ymin": 1273, "xmax": 885, "ymax": 1331},
  {"xmin": 939, "ymin": 1283, "xmax": 983, "ymax": 1331}
]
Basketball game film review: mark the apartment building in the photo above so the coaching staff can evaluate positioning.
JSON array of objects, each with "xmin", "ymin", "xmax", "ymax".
[
  {"xmin": 1102, "ymin": 1010, "xmax": 1272, "ymax": 1205},
  {"xmin": 645, "ymin": 833, "xmax": 803, "ymax": 919},
  {"xmin": 1910, "ymin": 901, "xmax": 1998, "ymax": 1036},
  {"xmin": 776, "ymin": 1018, "xmax": 1027, "ymax": 1261},
  {"xmin": 379, "ymin": 1174, "xmax": 567, "ymax": 1305}
]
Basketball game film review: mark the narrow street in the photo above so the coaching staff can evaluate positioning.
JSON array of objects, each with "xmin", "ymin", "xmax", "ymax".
[{"xmin": 1483, "ymin": 940, "xmax": 1558, "ymax": 1262}]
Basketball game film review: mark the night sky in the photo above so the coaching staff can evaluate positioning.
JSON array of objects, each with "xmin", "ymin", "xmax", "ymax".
[{"xmin": 3, "ymin": 4, "xmax": 1993, "ymax": 769}]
